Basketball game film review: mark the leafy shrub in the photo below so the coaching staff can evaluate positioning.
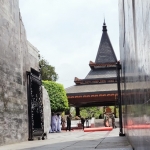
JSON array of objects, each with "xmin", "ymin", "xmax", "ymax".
[{"xmin": 42, "ymin": 80, "xmax": 69, "ymax": 112}]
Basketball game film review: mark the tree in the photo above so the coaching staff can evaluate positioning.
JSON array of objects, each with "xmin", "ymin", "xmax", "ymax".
[
  {"xmin": 39, "ymin": 59, "xmax": 58, "ymax": 81},
  {"xmin": 42, "ymin": 80, "xmax": 69, "ymax": 112},
  {"xmin": 80, "ymin": 107, "xmax": 103, "ymax": 119}
]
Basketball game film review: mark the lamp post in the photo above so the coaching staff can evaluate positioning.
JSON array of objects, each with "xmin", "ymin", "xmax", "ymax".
[{"xmin": 116, "ymin": 61, "xmax": 125, "ymax": 136}]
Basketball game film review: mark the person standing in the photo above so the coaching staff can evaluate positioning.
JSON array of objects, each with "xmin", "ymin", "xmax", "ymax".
[
  {"xmin": 111, "ymin": 113, "xmax": 116, "ymax": 128},
  {"xmin": 56, "ymin": 113, "xmax": 61, "ymax": 132},
  {"xmin": 104, "ymin": 113, "xmax": 110, "ymax": 127},
  {"xmin": 81, "ymin": 116, "xmax": 85, "ymax": 130},
  {"xmin": 51, "ymin": 112, "xmax": 57, "ymax": 132},
  {"xmin": 85, "ymin": 117, "xmax": 89, "ymax": 128},
  {"xmin": 66, "ymin": 114, "xmax": 71, "ymax": 131},
  {"xmin": 103, "ymin": 112, "xmax": 107, "ymax": 127},
  {"xmin": 105, "ymin": 114, "xmax": 110, "ymax": 127},
  {"xmin": 99, "ymin": 114, "xmax": 102, "ymax": 119},
  {"xmin": 61, "ymin": 115, "xmax": 66, "ymax": 130}
]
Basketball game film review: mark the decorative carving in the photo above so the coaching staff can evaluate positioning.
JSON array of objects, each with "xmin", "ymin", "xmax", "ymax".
[
  {"xmin": 89, "ymin": 61, "xmax": 94, "ymax": 65},
  {"xmin": 74, "ymin": 78, "xmax": 117, "ymax": 85},
  {"xmin": 74, "ymin": 77, "xmax": 81, "ymax": 81},
  {"xmin": 99, "ymin": 80, "xmax": 106, "ymax": 83},
  {"xmin": 68, "ymin": 93, "xmax": 117, "ymax": 99},
  {"xmin": 27, "ymin": 68, "xmax": 44, "ymax": 140},
  {"xmin": 89, "ymin": 61, "xmax": 116, "ymax": 67}
]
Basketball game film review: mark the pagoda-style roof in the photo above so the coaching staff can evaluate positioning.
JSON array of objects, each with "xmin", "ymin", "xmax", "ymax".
[
  {"xmin": 66, "ymin": 81, "xmax": 150, "ymax": 107},
  {"xmin": 95, "ymin": 22, "xmax": 117, "ymax": 64},
  {"xmin": 66, "ymin": 83, "xmax": 117, "ymax": 95},
  {"xmin": 66, "ymin": 21, "xmax": 118, "ymax": 107}
]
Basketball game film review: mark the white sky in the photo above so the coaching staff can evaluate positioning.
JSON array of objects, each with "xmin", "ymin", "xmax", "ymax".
[{"xmin": 19, "ymin": 0, "xmax": 119, "ymax": 88}]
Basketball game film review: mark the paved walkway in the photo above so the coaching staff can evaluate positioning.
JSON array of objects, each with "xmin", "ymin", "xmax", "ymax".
[{"xmin": 0, "ymin": 128, "xmax": 133, "ymax": 150}]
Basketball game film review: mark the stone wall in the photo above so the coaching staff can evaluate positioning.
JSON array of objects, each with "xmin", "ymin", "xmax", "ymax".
[
  {"xmin": 119, "ymin": 0, "xmax": 150, "ymax": 149},
  {"xmin": 43, "ymin": 86, "xmax": 51, "ymax": 135},
  {"xmin": 0, "ymin": 0, "xmax": 50, "ymax": 145}
]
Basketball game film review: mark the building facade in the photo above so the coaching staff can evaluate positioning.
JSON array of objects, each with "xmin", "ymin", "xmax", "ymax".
[
  {"xmin": 119, "ymin": 1, "xmax": 150, "ymax": 149},
  {"xmin": 0, "ymin": 0, "xmax": 50, "ymax": 145}
]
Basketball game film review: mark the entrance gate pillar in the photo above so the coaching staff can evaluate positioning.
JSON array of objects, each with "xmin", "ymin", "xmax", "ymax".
[{"xmin": 75, "ymin": 107, "xmax": 80, "ymax": 116}]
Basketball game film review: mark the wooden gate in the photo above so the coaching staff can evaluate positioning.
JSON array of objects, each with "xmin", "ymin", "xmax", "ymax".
[{"xmin": 27, "ymin": 68, "xmax": 44, "ymax": 140}]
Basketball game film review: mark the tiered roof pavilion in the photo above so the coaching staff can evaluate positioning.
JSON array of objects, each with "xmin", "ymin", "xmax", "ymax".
[{"xmin": 66, "ymin": 21, "xmax": 118, "ymax": 108}]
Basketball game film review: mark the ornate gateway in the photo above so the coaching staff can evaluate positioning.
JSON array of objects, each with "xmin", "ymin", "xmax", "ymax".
[{"xmin": 27, "ymin": 68, "xmax": 44, "ymax": 140}]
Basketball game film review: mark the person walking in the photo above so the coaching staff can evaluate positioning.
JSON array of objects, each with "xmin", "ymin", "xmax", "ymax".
[{"xmin": 66, "ymin": 114, "xmax": 71, "ymax": 131}]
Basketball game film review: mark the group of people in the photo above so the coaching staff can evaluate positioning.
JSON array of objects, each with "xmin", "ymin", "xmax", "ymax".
[
  {"xmin": 50, "ymin": 112, "xmax": 73, "ymax": 133},
  {"xmin": 50, "ymin": 112, "xmax": 61, "ymax": 133},
  {"xmin": 103, "ymin": 112, "xmax": 116, "ymax": 128},
  {"xmin": 50, "ymin": 112, "xmax": 116, "ymax": 133},
  {"xmin": 65, "ymin": 114, "xmax": 87, "ymax": 131},
  {"xmin": 50, "ymin": 112, "xmax": 87, "ymax": 132}
]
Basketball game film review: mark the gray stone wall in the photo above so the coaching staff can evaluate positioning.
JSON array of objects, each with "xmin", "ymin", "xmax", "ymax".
[
  {"xmin": 119, "ymin": 0, "xmax": 150, "ymax": 149},
  {"xmin": 0, "ymin": 0, "xmax": 50, "ymax": 145},
  {"xmin": 27, "ymin": 41, "xmax": 39, "ymax": 71}
]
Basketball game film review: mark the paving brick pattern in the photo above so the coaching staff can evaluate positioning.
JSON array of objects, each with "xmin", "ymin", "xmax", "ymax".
[{"xmin": 0, "ymin": 128, "xmax": 133, "ymax": 150}]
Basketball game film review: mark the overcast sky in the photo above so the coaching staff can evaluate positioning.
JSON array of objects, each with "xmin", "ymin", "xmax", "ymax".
[{"xmin": 19, "ymin": 0, "xmax": 119, "ymax": 88}]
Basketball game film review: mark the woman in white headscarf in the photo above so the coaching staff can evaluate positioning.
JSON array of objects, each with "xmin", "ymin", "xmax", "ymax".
[
  {"xmin": 51, "ymin": 112, "xmax": 57, "ymax": 132},
  {"xmin": 56, "ymin": 113, "xmax": 61, "ymax": 132}
]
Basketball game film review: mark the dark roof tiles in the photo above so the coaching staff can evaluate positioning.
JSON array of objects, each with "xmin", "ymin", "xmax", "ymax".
[
  {"xmin": 66, "ymin": 81, "xmax": 150, "ymax": 95},
  {"xmin": 95, "ymin": 32, "xmax": 117, "ymax": 64},
  {"xmin": 66, "ymin": 83, "xmax": 117, "ymax": 94},
  {"xmin": 85, "ymin": 69, "xmax": 117, "ymax": 79},
  {"xmin": 86, "ymin": 23, "xmax": 118, "ymax": 80}
]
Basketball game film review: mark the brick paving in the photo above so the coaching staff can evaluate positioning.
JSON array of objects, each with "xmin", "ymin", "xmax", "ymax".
[{"xmin": 0, "ymin": 128, "xmax": 133, "ymax": 150}]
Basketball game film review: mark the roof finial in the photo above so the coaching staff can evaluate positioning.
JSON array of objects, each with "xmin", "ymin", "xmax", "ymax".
[
  {"xmin": 102, "ymin": 18, "xmax": 107, "ymax": 32},
  {"xmin": 103, "ymin": 16, "xmax": 106, "ymax": 26}
]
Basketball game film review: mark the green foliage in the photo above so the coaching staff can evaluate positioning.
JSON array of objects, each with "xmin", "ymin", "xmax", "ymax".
[
  {"xmin": 116, "ymin": 108, "xmax": 119, "ymax": 118},
  {"xmin": 70, "ymin": 107, "xmax": 76, "ymax": 117},
  {"xmin": 39, "ymin": 59, "xmax": 58, "ymax": 81},
  {"xmin": 109, "ymin": 106, "xmax": 119, "ymax": 117},
  {"xmin": 80, "ymin": 106, "xmax": 119, "ymax": 119},
  {"xmin": 42, "ymin": 80, "xmax": 69, "ymax": 112},
  {"xmin": 127, "ymin": 104, "xmax": 150, "ymax": 117},
  {"xmin": 80, "ymin": 107, "xmax": 103, "ymax": 119}
]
